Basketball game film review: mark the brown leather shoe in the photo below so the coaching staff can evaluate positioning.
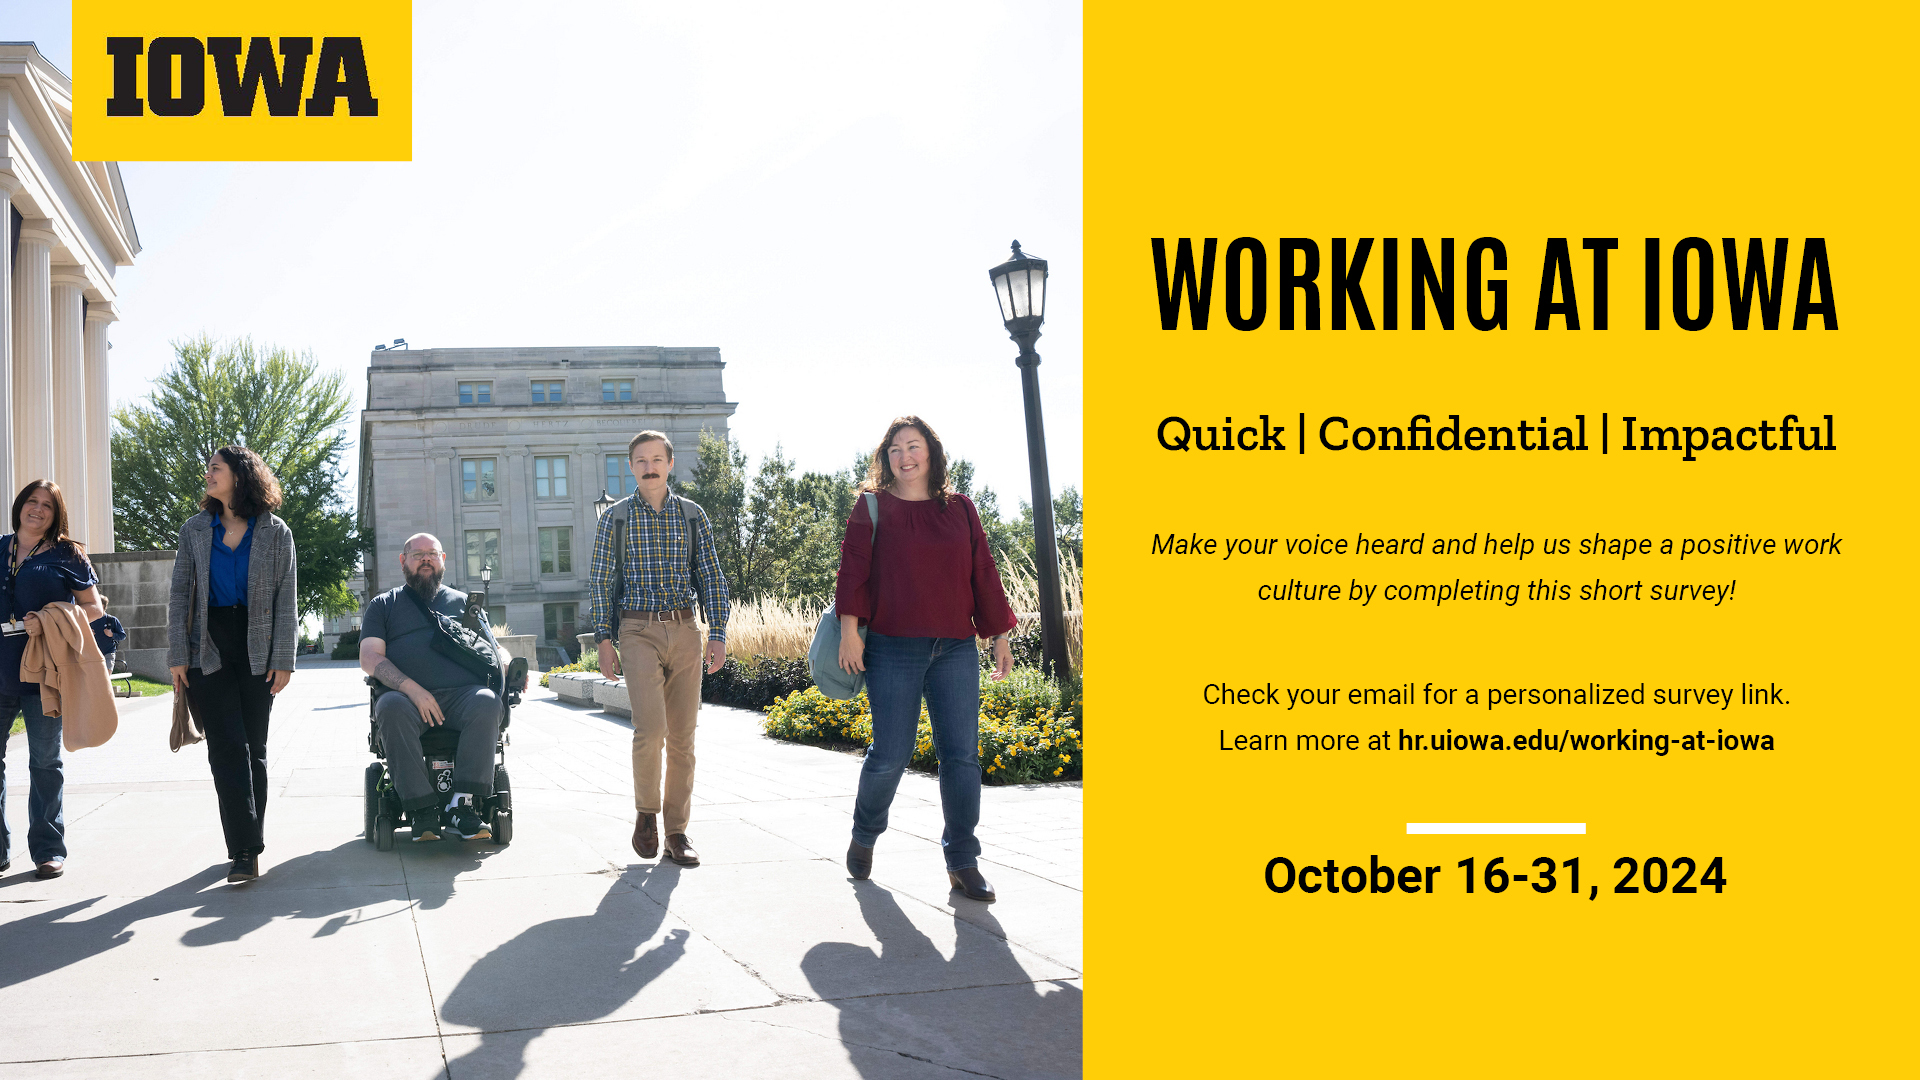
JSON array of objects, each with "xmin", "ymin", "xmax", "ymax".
[
  {"xmin": 633, "ymin": 813, "xmax": 659, "ymax": 859},
  {"xmin": 948, "ymin": 866, "xmax": 995, "ymax": 902},
  {"xmin": 663, "ymin": 833, "xmax": 700, "ymax": 867},
  {"xmin": 34, "ymin": 859, "xmax": 65, "ymax": 880}
]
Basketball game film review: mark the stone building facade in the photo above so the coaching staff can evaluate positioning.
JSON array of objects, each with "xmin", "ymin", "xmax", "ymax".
[
  {"xmin": 342, "ymin": 345, "xmax": 735, "ymax": 660},
  {"xmin": 2, "ymin": 44, "xmax": 141, "ymax": 548}
]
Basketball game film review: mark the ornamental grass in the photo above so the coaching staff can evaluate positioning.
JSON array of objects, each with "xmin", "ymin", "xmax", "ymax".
[{"xmin": 763, "ymin": 667, "xmax": 1082, "ymax": 785}]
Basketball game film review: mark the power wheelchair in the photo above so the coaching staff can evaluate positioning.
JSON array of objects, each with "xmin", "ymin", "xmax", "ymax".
[{"xmin": 361, "ymin": 656, "xmax": 528, "ymax": 850}]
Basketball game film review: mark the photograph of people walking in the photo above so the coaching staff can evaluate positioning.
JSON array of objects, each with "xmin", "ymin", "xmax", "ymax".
[{"xmin": 0, "ymin": 3, "xmax": 1079, "ymax": 1076}]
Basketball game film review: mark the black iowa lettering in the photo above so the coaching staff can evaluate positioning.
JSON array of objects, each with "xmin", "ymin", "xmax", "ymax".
[{"xmin": 106, "ymin": 37, "xmax": 378, "ymax": 118}]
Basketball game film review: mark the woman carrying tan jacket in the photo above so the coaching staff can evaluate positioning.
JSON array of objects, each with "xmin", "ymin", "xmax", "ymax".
[{"xmin": 0, "ymin": 481, "xmax": 107, "ymax": 880}]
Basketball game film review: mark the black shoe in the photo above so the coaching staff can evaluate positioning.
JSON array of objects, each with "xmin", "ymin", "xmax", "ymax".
[
  {"xmin": 411, "ymin": 809, "xmax": 443, "ymax": 842},
  {"xmin": 445, "ymin": 800, "xmax": 491, "ymax": 841},
  {"xmin": 226, "ymin": 854, "xmax": 258, "ymax": 883},
  {"xmin": 948, "ymin": 866, "xmax": 995, "ymax": 902},
  {"xmin": 846, "ymin": 840, "xmax": 873, "ymax": 880}
]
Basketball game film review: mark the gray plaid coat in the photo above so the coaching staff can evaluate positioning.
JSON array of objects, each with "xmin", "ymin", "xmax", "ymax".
[{"xmin": 166, "ymin": 512, "xmax": 299, "ymax": 675}]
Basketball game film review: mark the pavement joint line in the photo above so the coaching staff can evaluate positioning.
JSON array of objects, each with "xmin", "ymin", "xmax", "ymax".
[
  {"xmin": 63, "ymin": 789, "xmax": 124, "ymax": 825},
  {"xmin": 0, "ymin": 1031, "xmax": 450, "ymax": 1066},
  {"xmin": 396, "ymin": 848, "xmax": 454, "ymax": 1076},
  {"xmin": 716, "ymin": 1002, "xmax": 1026, "ymax": 1079}
]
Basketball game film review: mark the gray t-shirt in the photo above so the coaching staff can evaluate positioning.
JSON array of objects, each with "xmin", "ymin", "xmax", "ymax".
[{"xmin": 362, "ymin": 585, "xmax": 498, "ymax": 692}]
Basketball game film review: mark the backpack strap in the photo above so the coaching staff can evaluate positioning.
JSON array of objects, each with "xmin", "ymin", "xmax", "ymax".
[
  {"xmin": 609, "ymin": 495, "xmax": 631, "ymax": 613},
  {"xmin": 864, "ymin": 491, "xmax": 878, "ymax": 550}
]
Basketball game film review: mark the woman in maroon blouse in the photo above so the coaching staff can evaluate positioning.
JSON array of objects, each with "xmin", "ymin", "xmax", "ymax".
[{"xmin": 835, "ymin": 416, "xmax": 1015, "ymax": 902}]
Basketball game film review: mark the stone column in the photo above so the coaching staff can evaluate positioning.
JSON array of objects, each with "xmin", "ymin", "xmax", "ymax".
[
  {"xmin": 49, "ymin": 267, "xmax": 89, "ymax": 541},
  {"xmin": 85, "ymin": 302, "xmax": 119, "ymax": 552},
  {"xmin": 11, "ymin": 219, "xmax": 55, "ymax": 488},
  {"xmin": 0, "ymin": 176, "xmax": 16, "ymax": 499}
]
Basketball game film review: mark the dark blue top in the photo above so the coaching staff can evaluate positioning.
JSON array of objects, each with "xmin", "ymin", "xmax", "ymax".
[
  {"xmin": 209, "ymin": 516, "xmax": 256, "ymax": 608},
  {"xmin": 0, "ymin": 534, "xmax": 98, "ymax": 696}
]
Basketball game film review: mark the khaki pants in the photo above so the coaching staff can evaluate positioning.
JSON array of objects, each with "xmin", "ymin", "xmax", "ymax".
[{"xmin": 619, "ymin": 616, "xmax": 703, "ymax": 833}]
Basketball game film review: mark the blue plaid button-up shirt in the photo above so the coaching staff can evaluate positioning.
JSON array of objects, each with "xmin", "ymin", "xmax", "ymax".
[{"xmin": 588, "ymin": 490, "xmax": 730, "ymax": 643}]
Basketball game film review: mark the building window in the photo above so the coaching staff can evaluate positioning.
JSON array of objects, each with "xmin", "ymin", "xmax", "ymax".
[
  {"xmin": 462, "ymin": 458, "xmax": 497, "ymax": 501},
  {"xmin": 545, "ymin": 603, "xmax": 579, "ymax": 645},
  {"xmin": 540, "ymin": 527, "xmax": 573, "ymax": 574},
  {"xmin": 486, "ymin": 606, "xmax": 508, "ymax": 632},
  {"xmin": 534, "ymin": 456, "xmax": 569, "ymax": 497},
  {"xmin": 605, "ymin": 454, "xmax": 637, "ymax": 495},
  {"xmin": 530, "ymin": 380, "xmax": 564, "ymax": 404},
  {"xmin": 465, "ymin": 530, "xmax": 500, "ymax": 579},
  {"xmin": 459, "ymin": 381, "xmax": 493, "ymax": 405},
  {"xmin": 601, "ymin": 379, "xmax": 633, "ymax": 402}
]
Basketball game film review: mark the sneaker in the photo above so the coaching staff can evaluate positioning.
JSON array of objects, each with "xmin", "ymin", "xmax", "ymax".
[
  {"xmin": 411, "ymin": 809, "xmax": 443, "ymax": 842},
  {"xmin": 226, "ymin": 854, "xmax": 258, "ymax": 883},
  {"xmin": 446, "ymin": 800, "xmax": 491, "ymax": 841}
]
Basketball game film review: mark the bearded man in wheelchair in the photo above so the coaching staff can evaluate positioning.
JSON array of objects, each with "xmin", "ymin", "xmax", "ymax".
[{"xmin": 359, "ymin": 533, "xmax": 506, "ymax": 842}]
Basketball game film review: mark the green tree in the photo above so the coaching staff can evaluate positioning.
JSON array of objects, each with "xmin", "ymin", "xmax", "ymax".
[
  {"xmin": 1014, "ymin": 484, "xmax": 1083, "ymax": 567},
  {"xmin": 111, "ymin": 335, "xmax": 361, "ymax": 619},
  {"xmin": 949, "ymin": 458, "xmax": 1026, "ymax": 572},
  {"xmin": 679, "ymin": 428, "xmax": 748, "ymax": 595}
]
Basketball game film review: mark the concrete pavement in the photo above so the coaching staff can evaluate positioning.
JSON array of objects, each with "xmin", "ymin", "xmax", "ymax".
[{"xmin": 0, "ymin": 660, "xmax": 1081, "ymax": 1078}]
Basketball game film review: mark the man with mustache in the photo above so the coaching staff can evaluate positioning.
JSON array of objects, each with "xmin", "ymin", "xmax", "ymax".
[
  {"xmin": 589, "ymin": 431, "xmax": 729, "ymax": 866},
  {"xmin": 358, "ymin": 533, "xmax": 503, "ymax": 841}
]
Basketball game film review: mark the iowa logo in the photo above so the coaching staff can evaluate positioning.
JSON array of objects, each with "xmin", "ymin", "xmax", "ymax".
[
  {"xmin": 72, "ymin": 1, "xmax": 410, "ymax": 162},
  {"xmin": 105, "ymin": 37, "xmax": 378, "ymax": 117}
]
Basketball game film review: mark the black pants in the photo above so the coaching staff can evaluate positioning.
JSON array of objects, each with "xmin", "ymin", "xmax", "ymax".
[{"xmin": 187, "ymin": 605, "xmax": 274, "ymax": 859}]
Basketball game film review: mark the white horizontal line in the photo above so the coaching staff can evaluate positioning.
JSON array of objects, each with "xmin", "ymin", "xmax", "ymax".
[{"xmin": 1406, "ymin": 823, "xmax": 1587, "ymax": 835}]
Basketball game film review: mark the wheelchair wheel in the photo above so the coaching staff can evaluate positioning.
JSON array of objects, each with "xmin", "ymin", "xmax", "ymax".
[
  {"xmin": 492, "ymin": 810, "xmax": 513, "ymax": 845},
  {"xmin": 492, "ymin": 765, "xmax": 511, "ymax": 815},
  {"xmin": 375, "ymin": 813, "xmax": 396, "ymax": 851},
  {"xmin": 363, "ymin": 762, "xmax": 385, "ymax": 843}
]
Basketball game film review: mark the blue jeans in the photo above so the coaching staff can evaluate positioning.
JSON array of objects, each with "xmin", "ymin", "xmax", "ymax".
[
  {"xmin": 0, "ymin": 691, "xmax": 65, "ymax": 866},
  {"xmin": 852, "ymin": 633, "xmax": 981, "ymax": 870}
]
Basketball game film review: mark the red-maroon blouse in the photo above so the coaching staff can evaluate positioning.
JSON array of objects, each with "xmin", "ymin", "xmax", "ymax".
[{"xmin": 834, "ymin": 491, "xmax": 1017, "ymax": 640}]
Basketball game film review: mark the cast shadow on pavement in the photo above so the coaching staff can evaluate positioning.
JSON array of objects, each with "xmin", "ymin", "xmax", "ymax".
[
  {"xmin": 434, "ymin": 862, "xmax": 686, "ymax": 1080},
  {"xmin": 0, "ymin": 841, "xmax": 436, "ymax": 991},
  {"xmin": 801, "ymin": 882, "xmax": 1082, "ymax": 1080}
]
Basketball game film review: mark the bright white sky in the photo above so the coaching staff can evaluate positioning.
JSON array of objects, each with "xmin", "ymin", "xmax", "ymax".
[{"xmin": 10, "ymin": 2, "xmax": 1081, "ymax": 514}]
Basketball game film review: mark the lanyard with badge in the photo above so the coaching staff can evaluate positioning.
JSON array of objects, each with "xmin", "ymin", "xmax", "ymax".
[{"xmin": 2, "ymin": 535, "xmax": 46, "ymax": 638}]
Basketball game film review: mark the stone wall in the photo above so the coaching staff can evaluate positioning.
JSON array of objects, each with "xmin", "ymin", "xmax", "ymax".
[{"xmin": 92, "ymin": 549, "xmax": 177, "ymax": 681}]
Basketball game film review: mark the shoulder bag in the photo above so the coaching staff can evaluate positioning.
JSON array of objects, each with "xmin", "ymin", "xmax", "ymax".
[
  {"xmin": 402, "ymin": 586, "xmax": 503, "ymax": 694},
  {"xmin": 808, "ymin": 492, "xmax": 879, "ymax": 701}
]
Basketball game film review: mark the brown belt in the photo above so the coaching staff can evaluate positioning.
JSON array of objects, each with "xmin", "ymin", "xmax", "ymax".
[{"xmin": 622, "ymin": 607, "xmax": 694, "ymax": 623}]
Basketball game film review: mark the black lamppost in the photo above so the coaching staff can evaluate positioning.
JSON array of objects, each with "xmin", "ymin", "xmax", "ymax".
[
  {"xmin": 989, "ymin": 241, "xmax": 1070, "ymax": 682},
  {"xmin": 595, "ymin": 489, "xmax": 618, "ymax": 517}
]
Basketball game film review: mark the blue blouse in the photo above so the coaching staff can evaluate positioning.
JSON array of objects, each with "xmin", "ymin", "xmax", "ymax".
[
  {"xmin": 0, "ymin": 535, "xmax": 98, "ymax": 695},
  {"xmin": 209, "ymin": 516, "xmax": 256, "ymax": 607}
]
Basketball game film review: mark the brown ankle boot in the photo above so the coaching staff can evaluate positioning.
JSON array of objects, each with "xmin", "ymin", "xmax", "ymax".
[{"xmin": 633, "ymin": 813, "xmax": 659, "ymax": 859}]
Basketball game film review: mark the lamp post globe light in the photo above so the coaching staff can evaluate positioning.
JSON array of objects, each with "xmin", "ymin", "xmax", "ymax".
[{"xmin": 988, "ymin": 241, "xmax": 1070, "ymax": 682}]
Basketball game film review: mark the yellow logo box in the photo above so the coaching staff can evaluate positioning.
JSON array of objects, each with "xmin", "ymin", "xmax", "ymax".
[{"xmin": 71, "ymin": 0, "xmax": 410, "ymax": 161}]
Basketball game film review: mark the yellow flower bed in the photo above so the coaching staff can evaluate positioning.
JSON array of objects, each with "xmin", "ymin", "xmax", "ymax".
[{"xmin": 763, "ymin": 672, "xmax": 1083, "ymax": 784}]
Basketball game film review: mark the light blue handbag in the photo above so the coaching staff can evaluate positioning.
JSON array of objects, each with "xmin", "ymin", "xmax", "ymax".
[{"xmin": 808, "ymin": 492, "xmax": 879, "ymax": 700}]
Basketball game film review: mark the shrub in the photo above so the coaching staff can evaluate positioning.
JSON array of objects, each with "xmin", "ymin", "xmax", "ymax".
[
  {"xmin": 540, "ymin": 646, "xmax": 600, "ymax": 687},
  {"xmin": 703, "ymin": 654, "xmax": 813, "ymax": 710},
  {"xmin": 330, "ymin": 629, "xmax": 360, "ymax": 660},
  {"xmin": 763, "ymin": 671, "xmax": 1082, "ymax": 784}
]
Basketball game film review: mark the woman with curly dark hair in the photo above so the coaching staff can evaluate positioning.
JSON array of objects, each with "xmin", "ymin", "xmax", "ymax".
[
  {"xmin": 0, "ymin": 480, "xmax": 108, "ymax": 879},
  {"xmin": 833, "ymin": 416, "xmax": 1016, "ymax": 902},
  {"xmin": 167, "ymin": 445, "xmax": 298, "ymax": 883}
]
